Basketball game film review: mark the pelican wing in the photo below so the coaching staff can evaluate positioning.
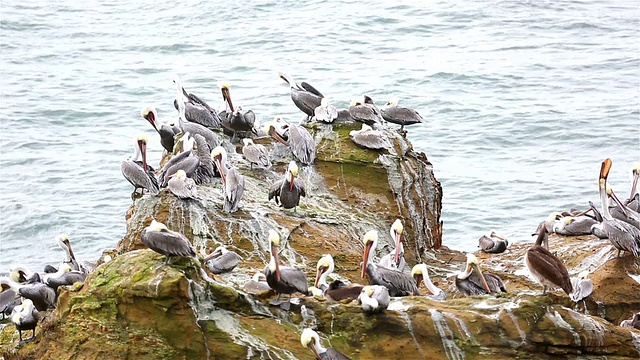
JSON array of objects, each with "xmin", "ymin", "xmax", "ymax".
[
  {"xmin": 47, "ymin": 271, "xmax": 86, "ymax": 290},
  {"xmin": 141, "ymin": 229, "xmax": 196, "ymax": 258},
  {"xmin": 160, "ymin": 155, "xmax": 199, "ymax": 187},
  {"xmin": 562, "ymin": 217, "xmax": 598, "ymax": 236},
  {"xmin": 243, "ymin": 144, "xmax": 271, "ymax": 168},
  {"xmin": 0, "ymin": 289, "xmax": 18, "ymax": 313},
  {"xmin": 206, "ymin": 251, "xmax": 242, "ymax": 274},
  {"xmin": 381, "ymin": 106, "xmax": 423, "ymax": 125},
  {"xmin": 526, "ymin": 246, "xmax": 573, "ymax": 294},
  {"xmin": 350, "ymin": 131, "xmax": 391, "ymax": 150},
  {"xmin": 326, "ymin": 283, "xmax": 363, "ymax": 302},
  {"xmin": 368, "ymin": 263, "xmax": 418, "ymax": 296},
  {"xmin": 484, "ymin": 273, "xmax": 507, "ymax": 293},
  {"xmin": 181, "ymin": 122, "xmax": 221, "ymax": 151},
  {"xmin": 268, "ymin": 179, "xmax": 283, "ymax": 205},
  {"xmin": 121, "ymin": 160, "xmax": 159, "ymax": 195},
  {"xmin": 223, "ymin": 168, "xmax": 245, "ymax": 213},
  {"xmin": 300, "ymin": 81, "xmax": 324, "ymax": 97},
  {"xmin": 168, "ymin": 177, "xmax": 198, "ymax": 199},
  {"xmin": 324, "ymin": 348, "xmax": 351, "ymax": 360},
  {"xmin": 278, "ymin": 266, "xmax": 309, "ymax": 294},
  {"xmin": 193, "ymin": 134, "xmax": 215, "ymax": 184},
  {"xmin": 348, "ymin": 105, "xmax": 381, "ymax": 125},
  {"xmin": 570, "ymin": 278, "xmax": 594, "ymax": 302},
  {"xmin": 288, "ymin": 125, "xmax": 316, "ymax": 165},
  {"xmin": 18, "ymin": 283, "xmax": 55, "ymax": 311},
  {"xmin": 604, "ymin": 219, "xmax": 640, "ymax": 256}
]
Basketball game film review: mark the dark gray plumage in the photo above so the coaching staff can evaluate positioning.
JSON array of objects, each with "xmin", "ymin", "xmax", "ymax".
[
  {"xmin": 301, "ymin": 328, "xmax": 351, "ymax": 360},
  {"xmin": 349, "ymin": 124, "xmax": 392, "ymax": 151},
  {"xmin": 174, "ymin": 97, "xmax": 222, "ymax": 151},
  {"xmin": 242, "ymin": 138, "xmax": 271, "ymax": 169},
  {"xmin": 211, "ymin": 146, "xmax": 245, "ymax": 213},
  {"xmin": 455, "ymin": 253, "xmax": 507, "ymax": 296},
  {"xmin": 264, "ymin": 230, "xmax": 309, "ymax": 297},
  {"xmin": 283, "ymin": 120, "xmax": 316, "ymax": 165},
  {"xmin": 348, "ymin": 97, "xmax": 383, "ymax": 125},
  {"xmin": 553, "ymin": 216, "xmax": 599, "ymax": 236},
  {"xmin": 204, "ymin": 246, "xmax": 242, "ymax": 274},
  {"xmin": 173, "ymin": 77, "xmax": 222, "ymax": 129},
  {"xmin": 268, "ymin": 161, "xmax": 306, "ymax": 210},
  {"xmin": 218, "ymin": 82, "xmax": 256, "ymax": 141},
  {"xmin": 44, "ymin": 265, "xmax": 86, "ymax": 292},
  {"xmin": 167, "ymin": 169, "xmax": 198, "ymax": 200},
  {"xmin": 279, "ymin": 72, "xmax": 324, "ymax": 120},
  {"xmin": 608, "ymin": 186, "xmax": 640, "ymax": 230},
  {"xmin": 525, "ymin": 225, "xmax": 573, "ymax": 295},
  {"xmin": 357, "ymin": 285, "xmax": 390, "ymax": 314},
  {"xmin": 361, "ymin": 230, "xmax": 418, "ymax": 297},
  {"xmin": 121, "ymin": 134, "xmax": 159, "ymax": 196},
  {"xmin": 1, "ymin": 285, "xmax": 19, "ymax": 320},
  {"xmin": 141, "ymin": 220, "xmax": 196, "ymax": 265},
  {"xmin": 11, "ymin": 299, "xmax": 39, "ymax": 344},
  {"xmin": 17, "ymin": 282, "xmax": 56, "ymax": 311},
  {"xmin": 478, "ymin": 231, "xmax": 509, "ymax": 253},
  {"xmin": 381, "ymin": 98, "xmax": 424, "ymax": 130},
  {"xmin": 141, "ymin": 107, "xmax": 176, "ymax": 153},
  {"xmin": 158, "ymin": 134, "xmax": 199, "ymax": 187}
]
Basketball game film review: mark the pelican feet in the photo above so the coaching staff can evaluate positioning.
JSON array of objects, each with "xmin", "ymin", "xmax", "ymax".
[{"xmin": 131, "ymin": 188, "xmax": 144, "ymax": 201}]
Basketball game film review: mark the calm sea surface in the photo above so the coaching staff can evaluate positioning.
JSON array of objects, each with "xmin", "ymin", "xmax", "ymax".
[{"xmin": 1, "ymin": 0, "xmax": 638, "ymax": 271}]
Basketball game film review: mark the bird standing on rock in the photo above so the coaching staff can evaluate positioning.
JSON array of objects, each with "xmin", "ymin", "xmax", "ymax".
[{"xmin": 141, "ymin": 220, "xmax": 196, "ymax": 266}]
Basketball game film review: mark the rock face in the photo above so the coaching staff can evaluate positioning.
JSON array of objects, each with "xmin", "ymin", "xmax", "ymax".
[{"xmin": 2, "ymin": 121, "xmax": 640, "ymax": 360}]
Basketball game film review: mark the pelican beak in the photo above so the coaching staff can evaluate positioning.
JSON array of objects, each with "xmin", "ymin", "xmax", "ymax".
[
  {"xmin": 144, "ymin": 110, "xmax": 158, "ymax": 131},
  {"xmin": 472, "ymin": 263, "xmax": 492, "ymax": 293},
  {"xmin": 268, "ymin": 126, "xmax": 290, "ymax": 146},
  {"xmin": 289, "ymin": 171, "xmax": 296, "ymax": 192},
  {"xmin": 202, "ymin": 251, "xmax": 218, "ymax": 262},
  {"xmin": 413, "ymin": 273, "xmax": 423, "ymax": 287},
  {"xmin": 307, "ymin": 341, "xmax": 322, "ymax": 360},
  {"xmin": 65, "ymin": 240, "xmax": 76, "ymax": 264},
  {"xmin": 393, "ymin": 230, "xmax": 402, "ymax": 265},
  {"xmin": 251, "ymin": 127, "xmax": 259, "ymax": 136},
  {"xmin": 630, "ymin": 171, "xmax": 639, "ymax": 200},
  {"xmin": 609, "ymin": 189, "xmax": 631, "ymax": 217},
  {"xmin": 600, "ymin": 158, "xmax": 612, "ymax": 181},
  {"xmin": 214, "ymin": 154, "xmax": 226, "ymax": 185},
  {"xmin": 278, "ymin": 72, "xmax": 290, "ymax": 85},
  {"xmin": 221, "ymin": 87, "xmax": 234, "ymax": 113},
  {"xmin": 491, "ymin": 232, "xmax": 506, "ymax": 241},
  {"xmin": 272, "ymin": 243, "xmax": 280, "ymax": 281},
  {"xmin": 138, "ymin": 139, "xmax": 148, "ymax": 172},
  {"xmin": 361, "ymin": 242, "xmax": 373, "ymax": 278},
  {"xmin": 314, "ymin": 266, "xmax": 327, "ymax": 288}
]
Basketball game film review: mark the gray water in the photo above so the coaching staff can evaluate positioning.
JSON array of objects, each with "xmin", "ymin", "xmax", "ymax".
[{"xmin": 1, "ymin": 0, "xmax": 638, "ymax": 272}]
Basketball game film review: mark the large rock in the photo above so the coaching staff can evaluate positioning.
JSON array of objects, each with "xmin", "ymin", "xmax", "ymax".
[{"xmin": 2, "ymin": 122, "xmax": 640, "ymax": 359}]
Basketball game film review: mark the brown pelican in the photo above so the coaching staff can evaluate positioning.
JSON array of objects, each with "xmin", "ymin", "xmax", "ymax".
[
  {"xmin": 455, "ymin": 253, "xmax": 506, "ymax": 296},
  {"xmin": 218, "ymin": 82, "xmax": 256, "ymax": 142},
  {"xmin": 314, "ymin": 98, "xmax": 338, "ymax": 123},
  {"xmin": 56, "ymin": 233, "xmax": 81, "ymax": 272},
  {"xmin": 167, "ymin": 169, "xmax": 198, "ymax": 200},
  {"xmin": 626, "ymin": 162, "xmax": 640, "ymax": 209},
  {"xmin": 525, "ymin": 224, "xmax": 572, "ymax": 295},
  {"xmin": 620, "ymin": 313, "xmax": 640, "ymax": 330},
  {"xmin": 349, "ymin": 124, "xmax": 392, "ymax": 151},
  {"xmin": 381, "ymin": 98, "xmax": 424, "ymax": 130},
  {"xmin": 268, "ymin": 161, "xmax": 306, "ymax": 211},
  {"xmin": 553, "ymin": 216, "xmax": 598, "ymax": 236},
  {"xmin": 478, "ymin": 230, "xmax": 509, "ymax": 253},
  {"xmin": 140, "ymin": 220, "xmax": 196, "ymax": 265},
  {"xmin": 361, "ymin": 230, "xmax": 419, "ymax": 297},
  {"xmin": 300, "ymin": 328, "xmax": 351, "ymax": 360},
  {"xmin": 278, "ymin": 117, "xmax": 316, "ymax": 165},
  {"xmin": 314, "ymin": 254, "xmax": 363, "ymax": 302},
  {"xmin": 263, "ymin": 230, "xmax": 309, "ymax": 303},
  {"xmin": 203, "ymin": 246, "xmax": 242, "ymax": 274},
  {"xmin": 357, "ymin": 285, "xmax": 390, "ymax": 314},
  {"xmin": 278, "ymin": 72, "xmax": 324, "ymax": 121},
  {"xmin": 378, "ymin": 219, "xmax": 406, "ymax": 271},
  {"xmin": 11, "ymin": 299, "xmax": 39, "ymax": 344},
  {"xmin": 411, "ymin": 264, "xmax": 446, "ymax": 301},
  {"xmin": 598, "ymin": 158, "xmax": 640, "ymax": 257},
  {"xmin": 242, "ymin": 138, "xmax": 271, "ymax": 169},
  {"xmin": 174, "ymin": 97, "xmax": 221, "ymax": 151},
  {"xmin": 569, "ymin": 271, "xmax": 593, "ymax": 302},
  {"xmin": 533, "ymin": 212, "xmax": 563, "ymax": 236},
  {"xmin": 348, "ymin": 97, "xmax": 383, "ymax": 126},
  {"xmin": 0, "ymin": 277, "xmax": 56, "ymax": 312},
  {"xmin": 121, "ymin": 134, "xmax": 160, "ymax": 197},
  {"xmin": 141, "ymin": 106, "xmax": 176, "ymax": 153},
  {"xmin": 159, "ymin": 133, "xmax": 215, "ymax": 187},
  {"xmin": 43, "ymin": 263, "xmax": 86, "ymax": 292},
  {"xmin": 173, "ymin": 76, "xmax": 222, "ymax": 129},
  {"xmin": 243, "ymin": 273, "xmax": 273, "ymax": 297},
  {"xmin": 607, "ymin": 184, "xmax": 640, "ymax": 229},
  {"xmin": 1, "ymin": 285, "xmax": 20, "ymax": 320},
  {"xmin": 211, "ymin": 146, "xmax": 245, "ymax": 213},
  {"xmin": 263, "ymin": 119, "xmax": 290, "ymax": 147},
  {"xmin": 9, "ymin": 266, "xmax": 39, "ymax": 284}
]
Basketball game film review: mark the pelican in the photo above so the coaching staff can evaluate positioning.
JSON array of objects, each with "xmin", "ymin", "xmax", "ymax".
[
  {"xmin": 525, "ymin": 224, "xmax": 573, "ymax": 295},
  {"xmin": 455, "ymin": 253, "xmax": 506, "ymax": 296},
  {"xmin": 478, "ymin": 230, "xmax": 509, "ymax": 253},
  {"xmin": 1, "ymin": 286, "xmax": 20, "ymax": 320},
  {"xmin": 411, "ymin": 264, "xmax": 446, "ymax": 301},
  {"xmin": 56, "ymin": 233, "xmax": 81, "ymax": 272},
  {"xmin": 203, "ymin": 246, "xmax": 242, "ymax": 274},
  {"xmin": 11, "ymin": 299, "xmax": 39, "ymax": 344},
  {"xmin": 43, "ymin": 263, "xmax": 86, "ymax": 292},
  {"xmin": 553, "ymin": 215, "xmax": 598, "ymax": 236},
  {"xmin": 275, "ymin": 117, "xmax": 316, "ymax": 165},
  {"xmin": 598, "ymin": 158, "xmax": 640, "ymax": 257},
  {"xmin": 174, "ymin": 96, "xmax": 221, "ymax": 151},
  {"xmin": 620, "ymin": 313, "xmax": 640, "ymax": 330},
  {"xmin": 159, "ymin": 133, "xmax": 215, "ymax": 187},
  {"xmin": 349, "ymin": 124, "xmax": 392, "ymax": 151},
  {"xmin": 121, "ymin": 134, "xmax": 159, "ymax": 197},
  {"xmin": 533, "ymin": 212, "xmax": 563, "ymax": 235},
  {"xmin": 361, "ymin": 230, "xmax": 419, "ymax": 297},
  {"xmin": 381, "ymin": 98, "xmax": 424, "ymax": 130},
  {"xmin": 243, "ymin": 273, "xmax": 273, "ymax": 297},
  {"xmin": 263, "ymin": 119, "xmax": 290, "ymax": 146},
  {"xmin": 167, "ymin": 169, "xmax": 198, "ymax": 200},
  {"xmin": 0, "ymin": 277, "xmax": 56, "ymax": 312},
  {"xmin": 263, "ymin": 230, "xmax": 309, "ymax": 302},
  {"xmin": 141, "ymin": 106, "xmax": 176, "ymax": 153},
  {"xmin": 279, "ymin": 72, "xmax": 324, "ymax": 121},
  {"xmin": 173, "ymin": 76, "xmax": 222, "ymax": 129},
  {"xmin": 211, "ymin": 146, "xmax": 245, "ymax": 213},
  {"xmin": 357, "ymin": 285, "xmax": 390, "ymax": 314},
  {"xmin": 314, "ymin": 98, "xmax": 338, "ymax": 123},
  {"xmin": 607, "ymin": 184, "xmax": 640, "ymax": 229},
  {"xmin": 300, "ymin": 328, "xmax": 351, "ymax": 360},
  {"xmin": 9, "ymin": 266, "xmax": 39, "ymax": 284},
  {"xmin": 268, "ymin": 161, "xmax": 306, "ymax": 211},
  {"xmin": 218, "ymin": 81, "xmax": 256, "ymax": 141},
  {"xmin": 242, "ymin": 138, "xmax": 271, "ymax": 169},
  {"xmin": 348, "ymin": 97, "xmax": 383, "ymax": 125},
  {"xmin": 314, "ymin": 254, "xmax": 363, "ymax": 302},
  {"xmin": 378, "ymin": 219, "xmax": 406, "ymax": 271},
  {"xmin": 569, "ymin": 271, "xmax": 594, "ymax": 302},
  {"xmin": 140, "ymin": 220, "xmax": 196, "ymax": 265},
  {"xmin": 626, "ymin": 163, "xmax": 640, "ymax": 210}
]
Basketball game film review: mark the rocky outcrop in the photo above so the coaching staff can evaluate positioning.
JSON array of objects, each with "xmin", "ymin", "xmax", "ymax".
[{"xmin": 2, "ymin": 121, "xmax": 639, "ymax": 359}]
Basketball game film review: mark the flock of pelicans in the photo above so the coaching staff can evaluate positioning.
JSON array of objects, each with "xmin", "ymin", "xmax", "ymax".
[{"xmin": 2, "ymin": 72, "xmax": 639, "ymax": 359}]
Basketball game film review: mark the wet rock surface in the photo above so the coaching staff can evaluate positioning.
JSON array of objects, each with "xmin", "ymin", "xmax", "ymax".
[{"xmin": 2, "ymin": 122, "xmax": 639, "ymax": 359}]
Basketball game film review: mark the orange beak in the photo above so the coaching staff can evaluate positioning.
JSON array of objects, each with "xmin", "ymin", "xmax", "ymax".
[{"xmin": 361, "ymin": 241, "xmax": 373, "ymax": 278}]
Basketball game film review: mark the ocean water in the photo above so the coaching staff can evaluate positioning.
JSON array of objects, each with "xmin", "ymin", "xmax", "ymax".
[{"xmin": 1, "ymin": 0, "xmax": 638, "ymax": 271}]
